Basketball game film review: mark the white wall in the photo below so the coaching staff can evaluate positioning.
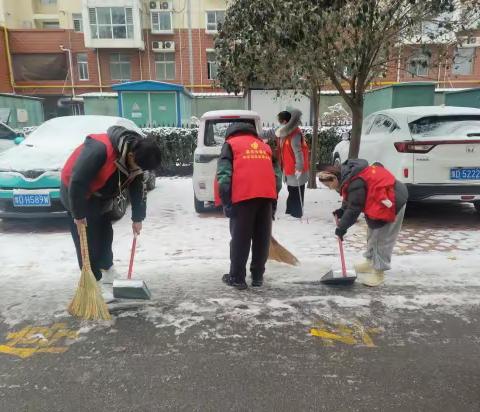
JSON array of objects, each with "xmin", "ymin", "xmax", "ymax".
[{"xmin": 249, "ymin": 89, "xmax": 311, "ymax": 126}]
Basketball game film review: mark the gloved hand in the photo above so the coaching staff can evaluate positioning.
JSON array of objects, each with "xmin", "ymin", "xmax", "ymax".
[
  {"xmin": 223, "ymin": 204, "xmax": 234, "ymax": 218},
  {"xmin": 335, "ymin": 227, "xmax": 347, "ymax": 241},
  {"xmin": 333, "ymin": 208, "xmax": 344, "ymax": 219},
  {"xmin": 295, "ymin": 170, "xmax": 302, "ymax": 179}
]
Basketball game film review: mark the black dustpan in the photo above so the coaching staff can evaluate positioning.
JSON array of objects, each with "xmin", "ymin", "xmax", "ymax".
[{"xmin": 321, "ymin": 217, "xmax": 357, "ymax": 286}]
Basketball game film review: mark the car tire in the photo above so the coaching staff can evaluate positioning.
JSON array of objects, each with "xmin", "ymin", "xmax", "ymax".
[
  {"xmin": 145, "ymin": 172, "xmax": 156, "ymax": 191},
  {"xmin": 108, "ymin": 190, "xmax": 128, "ymax": 221},
  {"xmin": 474, "ymin": 201, "xmax": 480, "ymax": 214},
  {"xmin": 194, "ymin": 195, "xmax": 207, "ymax": 213}
]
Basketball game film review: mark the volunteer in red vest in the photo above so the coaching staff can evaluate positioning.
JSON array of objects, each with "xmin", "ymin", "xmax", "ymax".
[
  {"xmin": 61, "ymin": 126, "xmax": 162, "ymax": 294},
  {"xmin": 318, "ymin": 160, "xmax": 408, "ymax": 287},
  {"xmin": 276, "ymin": 110, "xmax": 309, "ymax": 218},
  {"xmin": 216, "ymin": 122, "xmax": 282, "ymax": 290}
]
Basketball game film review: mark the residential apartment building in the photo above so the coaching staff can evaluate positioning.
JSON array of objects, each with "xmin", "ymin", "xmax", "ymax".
[
  {"xmin": 0, "ymin": 0, "xmax": 479, "ymax": 117},
  {"xmin": 0, "ymin": 0, "xmax": 228, "ymax": 113}
]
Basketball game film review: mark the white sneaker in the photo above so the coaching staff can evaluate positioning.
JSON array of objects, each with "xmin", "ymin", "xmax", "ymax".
[
  {"xmin": 97, "ymin": 281, "xmax": 116, "ymax": 303},
  {"xmin": 101, "ymin": 266, "xmax": 121, "ymax": 284}
]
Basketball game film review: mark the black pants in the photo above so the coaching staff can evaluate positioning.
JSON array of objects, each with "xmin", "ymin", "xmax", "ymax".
[
  {"xmin": 286, "ymin": 184, "xmax": 305, "ymax": 218},
  {"xmin": 68, "ymin": 212, "xmax": 114, "ymax": 281},
  {"xmin": 229, "ymin": 198, "xmax": 273, "ymax": 283}
]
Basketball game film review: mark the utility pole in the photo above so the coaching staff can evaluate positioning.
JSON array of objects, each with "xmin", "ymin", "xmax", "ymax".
[{"xmin": 187, "ymin": 0, "xmax": 194, "ymax": 91}]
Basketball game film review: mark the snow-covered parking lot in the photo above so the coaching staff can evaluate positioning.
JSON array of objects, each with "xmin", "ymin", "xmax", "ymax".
[{"xmin": 1, "ymin": 177, "xmax": 479, "ymax": 341}]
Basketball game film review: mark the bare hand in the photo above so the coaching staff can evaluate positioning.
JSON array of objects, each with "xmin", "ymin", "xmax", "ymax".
[
  {"xmin": 295, "ymin": 170, "xmax": 302, "ymax": 179},
  {"xmin": 132, "ymin": 221, "xmax": 142, "ymax": 236},
  {"xmin": 74, "ymin": 218, "xmax": 87, "ymax": 226}
]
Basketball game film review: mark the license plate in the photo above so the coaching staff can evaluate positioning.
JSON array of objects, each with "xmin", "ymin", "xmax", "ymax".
[
  {"xmin": 450, "ymin": 168, "xmax": 480, "ymax": 180},
  {"xmin": 13, "ymin": 193, "xmax": 51, "ymax": 207}
]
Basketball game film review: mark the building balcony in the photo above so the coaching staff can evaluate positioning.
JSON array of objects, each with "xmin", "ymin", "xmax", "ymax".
[{"xmin": 82, "ymin": 0, "xmax": 144, "ymax": 50}]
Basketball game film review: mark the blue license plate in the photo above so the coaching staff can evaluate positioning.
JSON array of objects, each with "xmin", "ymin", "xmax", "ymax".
[
  {"xmin": 450, "ymin": 168, "xmax": 480, "ymax": 180},
  {"xmin": 13, "ymin": 193, "xmax": 51, "ymax": 207}
]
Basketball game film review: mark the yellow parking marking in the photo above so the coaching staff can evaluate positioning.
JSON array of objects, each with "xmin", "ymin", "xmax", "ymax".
[
  {"xmin": 310, "ymin": 320, "xmax": 380, "ymax": 348},
  {"xmin": 0, "ymin": 323, "xmax": 79, "ymax": 359}
]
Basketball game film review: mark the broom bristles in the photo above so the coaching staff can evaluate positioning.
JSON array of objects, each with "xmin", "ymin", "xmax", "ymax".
[
  {"xmin": 269, "ymin": 235, "xmax": 300, "ymax": 266},
  {"xmin": 68, "ymin": 266, "xmax": 111, "ymax": 321},
  {"xmin": 68, "ymin": 224, "xmax": 111, "ymax": 321}
]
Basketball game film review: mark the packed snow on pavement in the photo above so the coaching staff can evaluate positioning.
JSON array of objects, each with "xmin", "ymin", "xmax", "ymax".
[{"xmin": 0, "ymin": 178, "xmax": 479, "ymax": 344}]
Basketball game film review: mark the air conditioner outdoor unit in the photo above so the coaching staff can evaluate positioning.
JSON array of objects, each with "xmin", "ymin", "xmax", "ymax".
[
  {"xmin": 459, "ymin": 36, "xmax": 480, "ymax": 47},
  {"xmin": 149, "ymin": 1, "xmax": 172, "ymax": 10},
  {"xmin": 152, "ymin": 41, "xmax": 175, "ymax": 52}
]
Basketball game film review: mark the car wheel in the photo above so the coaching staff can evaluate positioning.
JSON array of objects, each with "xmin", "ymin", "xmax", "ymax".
[
  {"xmin": 108, "ymin": 190, "xmax": 128, "ymax": 220},
  {"xmin": 333, "ymin": 155, "xmax": 341, "ymax": 167},
  {"xmin": 474, "ymin": 201, "xmax": 480, "ymax": 214},
  {"xmin": 145, "ymin": 172, "xmax": 156, "ymax": 191},
  {"xmin": 194, "ymin": 195, "xmax": 207, "ymax": 213}
]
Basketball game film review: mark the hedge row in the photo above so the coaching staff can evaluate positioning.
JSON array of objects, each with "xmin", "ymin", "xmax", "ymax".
[{"xmin": 142, "ymin": 126, "xmax": 349, "ymax": 175}]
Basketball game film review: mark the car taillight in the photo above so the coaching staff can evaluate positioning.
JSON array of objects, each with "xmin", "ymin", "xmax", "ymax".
[
  {"xmin": 403, "ymin": 168, "xmax": 409, "ymax": 178},
  {"xmin": 394, "ymin": 142, "xmax": 435, "ymax": 153}
]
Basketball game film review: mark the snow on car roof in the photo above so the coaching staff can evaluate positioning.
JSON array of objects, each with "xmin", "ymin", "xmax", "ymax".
[
  {"xmin": 0, "ymin": 116, "xmax": 139, "ymax": 171},
  {"xmin": 201, "ymin": 110, "xmax": 261, "ymax": 120},
  {"xmin": 374, "ymin": 106, "xmax": 480, "ymax": 122}
]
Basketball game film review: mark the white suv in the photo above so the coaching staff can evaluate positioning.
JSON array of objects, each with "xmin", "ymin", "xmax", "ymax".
[
  {"xmin": 193, "ymin": 110, "xmax": 262, "ymax": 213},
  {"xmin": 332, "ymin": 106, "xmax": 480, "ymax": 212}
]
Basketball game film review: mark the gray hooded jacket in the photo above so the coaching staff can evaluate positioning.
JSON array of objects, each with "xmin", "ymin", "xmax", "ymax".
[
  {"xmin": 271, "ymin": 109, "xmax": 309, "ymax": 187},
  {"xmin": 338, "ymin": 159, "xmax": 409, "ymax": 231}
]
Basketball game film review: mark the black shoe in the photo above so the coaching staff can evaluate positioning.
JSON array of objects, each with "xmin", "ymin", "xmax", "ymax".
[
  {"xmin": 251, "ymin": 278, "xmax": 263, "ymax": 287},
  {"xmin": 222, "ymin": 274, "xmax": 248, "ymax": 290}
]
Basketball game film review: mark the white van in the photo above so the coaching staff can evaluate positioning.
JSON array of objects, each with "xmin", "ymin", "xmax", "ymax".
[{"xmin": 192, "ymin": 110, "xmax": 262, "ymax": 212}]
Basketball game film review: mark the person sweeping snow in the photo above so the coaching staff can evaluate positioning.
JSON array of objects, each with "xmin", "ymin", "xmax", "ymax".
[
  {"xmin": 318, "ymin": 160, "xmax": 408, "ymax": 287},
  {"xmin": 216, "ymin": 122, "xmax": 282, "ymax": 290},
  {"xmin": 61, "ymin": 126, "xmax": 162, "ymax": 299},
  {"xmin": 276, "ymin": 110, "xmax": 310, "ymax": 219}
]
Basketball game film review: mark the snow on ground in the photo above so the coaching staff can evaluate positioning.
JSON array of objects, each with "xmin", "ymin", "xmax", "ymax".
[{"xmin": 0, "ymin": 178, "xmax": 479, "ymax": 342}]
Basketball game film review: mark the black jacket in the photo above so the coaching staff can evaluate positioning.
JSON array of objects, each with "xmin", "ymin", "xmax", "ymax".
[
  {"xmin": 60, "ymin": 126, "xmax": 147, "ymax": 222},
  {"xmin": 337, "ymin": 159, "xmax": 409, "ymax": 231}
]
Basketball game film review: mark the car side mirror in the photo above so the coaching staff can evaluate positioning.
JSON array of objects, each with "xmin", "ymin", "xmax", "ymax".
[{"xmin": 14, "ymin": 136, "xmax": 25, "ymax": 145}]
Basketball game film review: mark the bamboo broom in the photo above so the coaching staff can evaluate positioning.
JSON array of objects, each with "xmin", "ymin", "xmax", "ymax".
[
  {"xmin": 269, "ymin": 235, "xmax": 300, "ymax": 266},
  {"xmin": 68, "ymin": 224, "xmax": 111, "ymax": 321}
]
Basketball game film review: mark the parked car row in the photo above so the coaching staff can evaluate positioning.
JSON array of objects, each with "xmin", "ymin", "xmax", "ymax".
[
  {"xmin": 0, "ymin": 116, "xmax": 156, "ymax": 220},
  {"xmin": 194, "ymin": 107, "xmax": 480, "ymax": 214}
]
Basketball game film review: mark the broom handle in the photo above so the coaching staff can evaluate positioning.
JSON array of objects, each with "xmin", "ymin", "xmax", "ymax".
[
  {"xmin": 334, "ymin": 216, "xmax": 347, "ymax": 276},
  {"xmin": 78, "ymin": 224, "xmax": 91, "ymax": 271},
  {"xmin": 128, "ymin": 235, "xmax": 137, "ymax": 280}
]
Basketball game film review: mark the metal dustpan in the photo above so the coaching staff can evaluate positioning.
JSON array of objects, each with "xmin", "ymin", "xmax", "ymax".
[
  {"xmin": 113, "ymin": 235, "xmax": 151, "ymax": 300},
  {"xmin": 321, "ymin": 217, "xmax": 357, "ymax": 286}
]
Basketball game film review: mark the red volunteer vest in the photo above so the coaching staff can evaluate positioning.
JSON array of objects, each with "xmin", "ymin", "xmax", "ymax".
[
  {"xmin": 61, "ymin": 133, "xmax": 118, "ymax": 197},
  {"xmin": 341, "ymin": 165, "xmax": 397, "ymax": 222},
  {"xmin": 214, "ymin": 135, "xmax": 277, "ymax": 206},
  {"xmin": 281, "ymin": 128, "xmax": 310, "ymax": 176}
]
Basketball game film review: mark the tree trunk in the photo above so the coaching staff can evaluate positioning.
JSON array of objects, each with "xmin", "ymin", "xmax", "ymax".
[
  {"xmin": 308, "ymin": 86, "xmax": 320, "ymax": 189},
  {"xmin": 348, "ymin": 99, "xmax": 363, "ymax": 159}
]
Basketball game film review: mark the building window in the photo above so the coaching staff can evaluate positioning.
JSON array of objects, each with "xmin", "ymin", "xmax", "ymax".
[
  {"xmin": 452, "ymin": 47, "xmax": 475, "ymax": 76},
  {"xmin": 151, "ymin": 11, "xmax": 172, "ymax": 33},
  {"xmin": 42, "ymin": 21, "xmax": 60, "ymax": 29},
  {"xmin": 155, "ymin": 53, "xmax": 175, "ymax": 80},
  {"xmin": 110, "ymin": 53, "xmax": 131, "ymax": 82},
  {"xmin": 407, "ymin": 54, "xmax": 429, "ymax": 77},
  {"xmin": 206, "ymin": 11, "xmax": 225, "ymax": 32},
  {"xmin": 207, "ymin": 51, "xmax": 218, "ymax": 80},
  {"xmin": 89, "ymin": 7, "xmax": 134, "ymax": 39},
  {"xmin": 73, "ymin": 13, "xmax": 83, "ymax": 32},
  {"xmin": 40, "ymin": 0, "xmax": 57, "ymax": 4},
  {"xmin": 77, "ymin": 53, "xmax": 89, "ymax": 81}
]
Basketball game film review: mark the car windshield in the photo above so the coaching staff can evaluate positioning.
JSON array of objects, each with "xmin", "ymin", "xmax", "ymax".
[
  {"xmin": 204, "ymin": 119, "xmax": 256, "ymax": 146},
  {"xmin": 409, "ymin": 115, "xmax": 480, "ymax": 138}
]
